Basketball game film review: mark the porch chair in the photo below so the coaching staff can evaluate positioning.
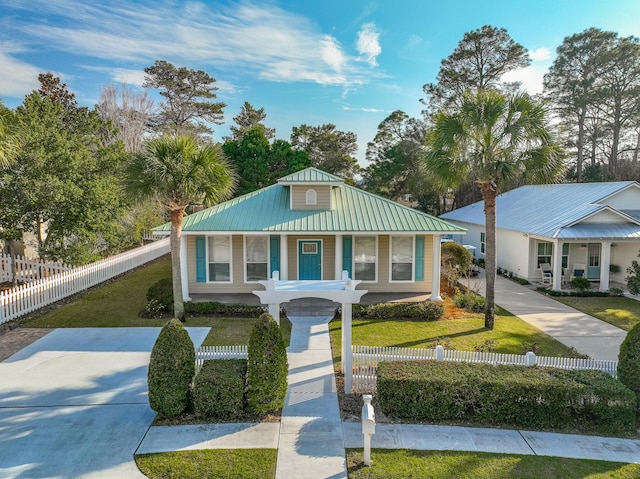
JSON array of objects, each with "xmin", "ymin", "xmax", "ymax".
[
  {"xmin": 539, "ymin": 263, "xmax": 553, "ymax": 286},
  {"xmin": 570, "ymin": 264, "xmax": 586, "ymax": 282}
]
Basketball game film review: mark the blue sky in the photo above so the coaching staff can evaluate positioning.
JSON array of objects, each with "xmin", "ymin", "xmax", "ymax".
[{"xmin": 1, "ymin": 0, "xmax": 638, "ymax": 163}]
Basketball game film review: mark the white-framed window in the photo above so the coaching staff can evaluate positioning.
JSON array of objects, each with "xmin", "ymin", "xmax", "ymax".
[
  {"xmin": 391, "ymin": 236, "xmax": 414, "ymax": 281},
  {"xmin": 537, "ymin": 242, "xmax": 553, "ymax": 267},
  {"xmin": 354, "ymin": 236, "xmax": 377, "ymax": 281},
  {"xmin": 301, "ymin": 242, "xmax": 318, "ymax": 254},
  {"xmin": 480, "ymin": 232, "xmax": 486, "ymax": 254},
  {"xmin": 562, "ymin": 243, "xmax": 569, "ymax": 270},
  {"xmin": 208, "ymin": 236, "xmax": 231, "ymax": 282},
  {"xmin": 245, "ymin": 236, "xmax": 268, "ymax": 282},
  {"xmin": 305, "ymin": 189, "xmax": 317, "ymax": 205}
]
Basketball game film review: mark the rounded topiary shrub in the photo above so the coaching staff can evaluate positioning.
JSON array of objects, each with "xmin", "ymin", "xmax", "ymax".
[
  {"xmin": 618, "ymin": 322, "xmax": 640, "ymax": 410},
  {"xmin": 148, "ymin": 318, "xmax": 195, "ymax": 419},
  {"xmin": 146, "ymin": 278, "xmax": 174, "ymax": 315},
  {"xmin": 247, "ymin": 313, "xmax": 288, "ymax": 414},
  {"xmin": 193, "ymin": 359, "xmax": 247, "ymax": 419}
]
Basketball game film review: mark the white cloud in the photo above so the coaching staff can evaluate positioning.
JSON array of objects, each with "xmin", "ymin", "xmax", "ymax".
[
  {"xmin": 4, "ymin": 0, "xmax": 374, "ymax": 87},
  {"xmin": 342, "ymin": 106, "xmax": 385, "ymax": 113},
  {"xmin": 501, "ymin": 66, "xmax": 546, "ymax": 95},
  {"xmin": 357, "ymin": 22, "xmax": 381, "ymax": 66},
  {"xmin": 0, "ymin": 50, "xmax": 40, "ymax": 97},
  {"xmin": 529, "ymin": 47, "xmax": 551, "ymax": 61}
]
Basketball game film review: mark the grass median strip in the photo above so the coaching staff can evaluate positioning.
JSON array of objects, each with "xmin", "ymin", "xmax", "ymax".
[{"xmin": 550, "ymin": 296, "xmax": 640, "ymax": 331}]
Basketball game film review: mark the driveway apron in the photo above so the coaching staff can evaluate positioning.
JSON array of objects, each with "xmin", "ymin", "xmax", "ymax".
[{"xmin": 0, "ymin": 327, "xmax": 209, "ymax": 479}]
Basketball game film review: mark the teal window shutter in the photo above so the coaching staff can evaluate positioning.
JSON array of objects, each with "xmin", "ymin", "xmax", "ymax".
[
  {"xmin": 342, "ymin": 236, "xmax": 352, "ymax": 278},
  {"xmin": 270, "ymin": 236, "xmax": 280, "ymax": 277},
  {"xmin": 415, "ymin": 236, "xmax": 425, "ymax": 281},
  {"xmin": 195, "ymin": 236, "xmax": 206, "ymax": 282}
]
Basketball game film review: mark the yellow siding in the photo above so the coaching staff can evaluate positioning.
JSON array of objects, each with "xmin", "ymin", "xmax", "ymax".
[
  {"xmin": 187, "ymin": 233, "xmax": 434, "ymax": 295},
  {"xmin": 290, "ymin": 185, "xmax": 332, "ymax": 210}
]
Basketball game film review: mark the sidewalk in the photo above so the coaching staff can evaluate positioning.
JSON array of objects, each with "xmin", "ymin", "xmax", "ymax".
[{"xmin": 470, "ymin": 270, "xmax": 628, "ymax": 361}]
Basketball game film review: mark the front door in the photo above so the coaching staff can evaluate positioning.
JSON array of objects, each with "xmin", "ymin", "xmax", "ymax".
[
  {"xmin": 298, "ymin": 241, "xmax": 322, "ymax": 280},
  {"xmin": 587, "ymin": 243, "xmax": 601, "ymax": 279}
]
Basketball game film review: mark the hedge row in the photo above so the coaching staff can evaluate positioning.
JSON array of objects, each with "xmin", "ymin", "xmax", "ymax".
[
  {"xmin": 377, "ymin": 360, "xmax": 636, "ymax": 435},
  {"xmin": 352, "ymin": 302, "xmax": 444, "ymax": 321},
  {"xmin": 536, "ymin": 287, "xmax": 610, "ymax": 297},
  {"xmin": 185, "ymin": 301, "xmax": 267, "ymax": 318},
  {"xmin": 193, "ymin": 359, "xmax": 247, "ymax": 419}
]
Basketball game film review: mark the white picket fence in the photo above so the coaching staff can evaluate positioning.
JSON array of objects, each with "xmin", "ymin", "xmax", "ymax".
[
  {"xmin": 0, "ymin": 254, "xmax": 71, "ymax": 284},
  {"xmin": 195, "ymin": 345, "xmax": 248, "ymax": 374},
  {"xmin": 0, "ymin": 238, "xmax": 170, "ymax": 324},
  {"xmin": 351, "ymin": 345, "xmax": 618, "ymax": 393}
]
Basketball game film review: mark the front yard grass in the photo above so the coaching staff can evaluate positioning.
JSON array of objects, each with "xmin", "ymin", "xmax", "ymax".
[
  {"xmin": 329, "ymin": 301, "xmax": 581, "ymax": 371},
  {"xmin": 136, "ymin": 449, "xmax": 277, "ymax": 479},
  {"xmin": 346, "ymin": 449, "xmax": 640, "ymax": 479},
  {"xmin": 550, "ymin": 296, "xmax": 640, "ymax": 331},
  {"xmin": 20, "ymin": 255, "xmax": 292, "ymax": 347}
]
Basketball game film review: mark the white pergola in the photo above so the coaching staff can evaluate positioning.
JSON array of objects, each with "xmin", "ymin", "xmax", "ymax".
[{"xmin": 253, "ymin": 271, "xmax": 367, "ymax": 394}]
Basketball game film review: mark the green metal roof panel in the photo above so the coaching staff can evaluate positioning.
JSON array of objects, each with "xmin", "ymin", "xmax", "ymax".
[
  {"xmin": 155, "ymin": 182, "xmax": 466, "ymax": 234},
  {"xmin": 277, "ymin": 167, "xmax": 344, "ymax": 184}
]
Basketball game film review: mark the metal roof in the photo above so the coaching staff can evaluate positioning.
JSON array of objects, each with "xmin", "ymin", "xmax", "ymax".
[
  {"xmin": 556, "ymin": 223, "xmax": 640, "ymax": 240},
  {"xmin": 277, "ymin": 167, "xmax": 344, "ymax": 185},
  {"xmin": 441, "ymin": 181, "xmax": 640, "ymax": 239},
  {"xmin": 155, "ymin": 181, "xmax": 466, "ymax": 234}
]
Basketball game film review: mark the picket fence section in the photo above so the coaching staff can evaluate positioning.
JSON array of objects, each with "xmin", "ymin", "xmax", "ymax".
[
  {"xmin": 0, "ymin": 254, "xmax": 71, "ymax": 284},
  {"xmin": 0, "ymin": 238, "xmax": 170, "ymax": 325},
  {"xmin": 351, "ymin": 345, "xmax": 618, "ymax": 393},
  {"xmin": 195, "ymin": 345, "xmax": 248, "ymax": 374}
]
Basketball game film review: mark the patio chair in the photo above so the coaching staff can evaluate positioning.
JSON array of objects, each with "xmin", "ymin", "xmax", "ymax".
[
  {"xmin": 539, "ymin": 263, "xmax": 553, "ymax": 285},
  {"xmin": 570, "ymin": 263, "xmax": 586, "ymax": 282}
]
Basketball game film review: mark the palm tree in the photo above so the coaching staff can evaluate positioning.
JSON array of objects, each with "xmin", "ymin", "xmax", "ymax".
[
  {"xmin": 126, "ymin": 134, "xmax": 236, "ymax": 320},
  {"xmin": 0, "ymin": 101, "xmax": 21, "ymax": 168},
  {"xmin": 426, "ymin": 89, "xmax": 564, "ymax": 329}
]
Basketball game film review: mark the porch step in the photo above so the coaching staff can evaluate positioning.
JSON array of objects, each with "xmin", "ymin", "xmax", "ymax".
[{"xmin": 282, "ymin": 298, "xmax": 339, "ymax": 318}]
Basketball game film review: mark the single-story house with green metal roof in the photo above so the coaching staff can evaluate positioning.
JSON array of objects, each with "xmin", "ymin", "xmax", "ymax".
[
  {"xmin": 440, "ymin": 181, "xmax": 640, "ymax": 292},
  {"xmin": 153, "ymin": 167, "xmax": 466, "ymax": 302}
]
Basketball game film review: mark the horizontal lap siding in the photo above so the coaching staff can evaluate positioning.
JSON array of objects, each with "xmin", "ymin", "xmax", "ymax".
[{"xmin": 290, "ymin": 185, "xmax": 332, "ymax": 210}]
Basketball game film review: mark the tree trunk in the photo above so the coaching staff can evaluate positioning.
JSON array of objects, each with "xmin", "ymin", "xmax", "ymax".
[
  {"xmin": 481, "ymin": 182, "xmax": 497, "ymax": 330},
  {"xmin": 170, "ymin": 208, "xmax": 186, "ymax": 321},
  {"xmin": 576, "ymin": 108, "xmax": 586, "ymax": 182},
  {"xmin": 633, "ymin": 128, "xmax": 640, "ymax": 163}
]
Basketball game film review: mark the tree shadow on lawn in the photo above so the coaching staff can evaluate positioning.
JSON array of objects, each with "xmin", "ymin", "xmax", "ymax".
[{"xmin": 388, "ymin": 328, "xmax": 487, "ymax": 348}]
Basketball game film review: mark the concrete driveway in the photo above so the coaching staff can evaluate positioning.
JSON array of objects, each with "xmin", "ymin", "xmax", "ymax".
[{"xmin": 0, "ymin": 327, "xmax": 209, "ymax": 479}]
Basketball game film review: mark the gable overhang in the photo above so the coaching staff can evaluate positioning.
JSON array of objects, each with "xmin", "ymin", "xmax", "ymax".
[
  {"xmin": 563, "ymin": 205, "xmax": 640, "ymax": 230},
  {"xmin": 595, "ymin": 181, "xmax": 640, "ymax": 204}
]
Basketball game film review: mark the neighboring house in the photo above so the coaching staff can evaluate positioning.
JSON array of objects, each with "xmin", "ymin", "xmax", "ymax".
[
  {"xmin": 440, "ymin": 181, "xmax": 640, "ymax": 291},
  {"xmin": 153, "ymin": 167, "xmax": 465, "ymax": 301}
]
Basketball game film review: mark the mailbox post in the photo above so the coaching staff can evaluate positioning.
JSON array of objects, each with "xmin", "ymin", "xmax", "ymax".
[{"xmin": 362, "ymin": 394, "xmax": 376, "ymax": 466}]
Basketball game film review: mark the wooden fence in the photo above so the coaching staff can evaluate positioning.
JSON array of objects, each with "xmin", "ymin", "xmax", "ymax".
[
  {"xmin": 351, "ymin": 344, "xmax": 618, "ymax": 393},
  {"xmin": 0, "ymin": 238, "xmax": 170, "ymax": 325},
  {"xmin": 0, "ymin": 254, "xmax": 71, "ymax": 284},
  {"xmin": 195, "ymin": 345, "xmax": 248, "ymax": 374}
]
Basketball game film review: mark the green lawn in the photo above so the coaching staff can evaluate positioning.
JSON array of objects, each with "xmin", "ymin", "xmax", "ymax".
[
  {"xmin": 346, "ymin": 450, "xmax": 640, "ymax": 479},
  {"xmin": 136, "ymin": 449, "xmax": 277, "ymax": 479},
  {"xmin": 551, "ymin": 296, "xmax": 640, "ymax": 331},
  {"xmin": 21, "ymin": 255, "xmax": 292, "ymax": 347},
  {"xmin": 329, "ymin": 306, "xmax": 582, "ymax": 371}
]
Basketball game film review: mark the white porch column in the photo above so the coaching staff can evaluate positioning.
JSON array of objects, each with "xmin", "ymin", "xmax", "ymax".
[
  {"xmin": 430, "ymin": 235, "xmax": 442, "ymax": 301},
  {"xmin": 600, "ymin": 240, "xmax": 611, "ymax": 292},
  {"xmin": 342, "ymin": 302, "xmax": 353, "ymax": 394},
  {"xmin": 180, "ymin": 234, "xmax": 190, "ymax": 301},
  {"xmin": 279, "ymin": 234, "xmax": 288, "ymax": 280},
  {"xmin": 335, "ymin": 234, "xmax": 343, "ymax": 280},
  {"xmin": 552, "ymin": 240, "xmax": 563, "ymax": 291}
]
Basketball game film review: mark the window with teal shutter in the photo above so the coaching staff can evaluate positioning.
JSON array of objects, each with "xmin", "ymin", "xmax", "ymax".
[
  {"xmin": 342, "ymin": 236, "xmax": 352, "ymax": 278},
  {"xmin": 195, "ymin": 236, "xmax": 206, "ymax": 282},
  {"xmin": 415, "ymin": 236, "xmax": 425, "ymax": 281},
  {"xmin": 270, "ymin": 236, "xmax": 280, "ymax": 277}
]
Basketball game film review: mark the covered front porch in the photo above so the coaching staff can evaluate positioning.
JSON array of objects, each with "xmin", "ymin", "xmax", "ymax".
[{"xmin": 532, "ymin": 236, "xmax": 639, "ymax": 292}]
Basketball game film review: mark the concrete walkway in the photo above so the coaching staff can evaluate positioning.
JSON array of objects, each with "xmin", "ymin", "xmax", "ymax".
[{"xmin": 470, "ymin": 271, "xmax": 628, "ymax": 361}]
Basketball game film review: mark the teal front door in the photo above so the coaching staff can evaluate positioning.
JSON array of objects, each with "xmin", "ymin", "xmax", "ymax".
[
  {"xmin": 298, "ymin": 241, "xmax": 322, "ymax": 280},
  {"xmin": 587, "ymin": 243, "xmax": 601, "ymax": 279}
]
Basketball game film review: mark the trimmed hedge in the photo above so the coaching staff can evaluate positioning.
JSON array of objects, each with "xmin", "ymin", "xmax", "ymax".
[
  {"xmin": 537, "ymin": 287, "xmax": 610, "ymax": 297},
  {"xmin": 145, "ymin": 278, "xmax": 174, "ymax": 316},
  {"xmin": 193, "ymin": 359, "xmax": 247, "ymax": 419},
  {"xmin": 247, "ymin": 313, "xmax": 288, "ymax": 414},
  {"xmin": 618, "ymin": 322, "xmax": 640, "ymax": 411},
  {"xmin": 185, "ymin": 301, "xmax": 266, "ymax": 318},
  {"xmin": 148, "ymin": 319, "xmax": 196, "ymax": 419},
  {"xmin": 377, "ymin": 360, "xmax": 636, "ymax": 434},
  {"xmin": 453, "ymin": 292, "xmax": 485, "ymax": 313},
  {"xmin": 352, "ymin": 301, "xmax": 444, "ymax": 321}
]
